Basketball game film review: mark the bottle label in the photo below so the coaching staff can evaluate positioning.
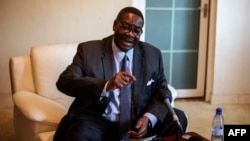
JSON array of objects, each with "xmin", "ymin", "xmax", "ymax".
[{"xmin": 212, "ymin": 125, "xmax": 224, "ymax": 136}]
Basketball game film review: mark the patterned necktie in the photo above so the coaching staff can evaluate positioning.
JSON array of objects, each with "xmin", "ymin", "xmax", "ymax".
[{"xmin": 119, "ymin": 54, "xmax": 131, "ymax": 140}]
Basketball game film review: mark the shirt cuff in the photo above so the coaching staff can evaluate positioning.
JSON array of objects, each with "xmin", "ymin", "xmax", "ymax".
[
  {"xmin": 143, "ymin": 113, "xmax": 157, "ymax": 128},
  {"xmin": 100, "ymin": 81, "xmax": 110, "ymax": 100}
]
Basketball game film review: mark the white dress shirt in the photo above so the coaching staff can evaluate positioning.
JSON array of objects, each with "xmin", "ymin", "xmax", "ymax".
[{"xmin": 101, "ymin": 38, "xmax": 157, "ymax": 127}]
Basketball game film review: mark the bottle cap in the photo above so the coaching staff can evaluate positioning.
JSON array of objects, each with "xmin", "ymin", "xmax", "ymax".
[{"xmin": 216, "ymin": 107, "xmax": 222, "ymax": 114}]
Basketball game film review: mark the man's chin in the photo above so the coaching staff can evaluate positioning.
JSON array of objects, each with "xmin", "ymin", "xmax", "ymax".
[{"xmin": 118, "ymin": 44, "xmax": 133, "ymax": 52}]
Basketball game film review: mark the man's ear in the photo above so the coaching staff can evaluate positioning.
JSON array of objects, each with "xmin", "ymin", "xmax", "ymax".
[{"xmin": 113, "ymin": 20, "xmax": 119, "ymax": 31}]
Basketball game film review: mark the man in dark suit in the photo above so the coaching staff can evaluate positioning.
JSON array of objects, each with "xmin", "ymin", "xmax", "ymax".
[{"xmin": 54, "ymin": 7, "xmax": 187, "ymax": 141}]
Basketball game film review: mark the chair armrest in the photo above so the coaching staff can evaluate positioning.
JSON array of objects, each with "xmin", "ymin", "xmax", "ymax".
[
  {"xmin": 13, "ymin": 90, "xmax": 67, "ymax": 125},
  {"xmin": 168, "ymin": 84, "xmax": 177, "ymax": 107}
]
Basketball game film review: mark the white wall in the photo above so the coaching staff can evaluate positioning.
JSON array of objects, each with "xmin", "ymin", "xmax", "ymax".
[
  {"xmin": 1, "ymin": 0, "xmax": 250, "ymax": 104},
  {"xmin": 0, "ymin": 0, "xmax": 132, "ymax": 94},
  {"xmin": 210, "ymin": 0, "xmax": 250, "ymax": 104}
]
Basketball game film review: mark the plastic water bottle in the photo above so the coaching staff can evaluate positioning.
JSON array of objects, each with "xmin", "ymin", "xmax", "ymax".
[{"xmin": 211, "ymin": 107, "xmax": 224, "ymax": 141}]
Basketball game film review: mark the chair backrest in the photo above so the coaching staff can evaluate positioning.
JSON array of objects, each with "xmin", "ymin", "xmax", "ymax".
[
  {"xmin": 31, "ymin": 44, "xmax": 78, "ymax": 109},
  {"xmin": 10, "ymin": 55, "xmax": 36, "ymax": 94}
]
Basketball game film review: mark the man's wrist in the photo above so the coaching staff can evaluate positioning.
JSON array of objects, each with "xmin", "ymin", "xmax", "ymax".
[
  {"xmin": 143, "ymin": 113, "xmax": 157, "ymax": 128},
  {"xmin": 142, "ymin": 115, "xmax": 152, "ymax": 128}
]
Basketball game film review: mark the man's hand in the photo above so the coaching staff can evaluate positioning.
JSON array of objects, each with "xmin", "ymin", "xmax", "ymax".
[
  {"xmin": 128, "ymin": 116, "xmax": 149, "ymax": 139},
  {"xmin": 106, "ymin": 72, "xmax": 136, "ymax": 91}
]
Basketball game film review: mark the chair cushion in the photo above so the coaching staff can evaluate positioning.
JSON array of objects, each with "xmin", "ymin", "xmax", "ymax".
[{"xmin": 31, "ymin": 44, "xmax": 77, "ymax": 109}]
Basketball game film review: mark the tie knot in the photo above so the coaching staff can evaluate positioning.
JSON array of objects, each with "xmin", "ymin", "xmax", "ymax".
[{"xmin": 122, "ymin": 54, "xmax": 128, "ymax": 61}]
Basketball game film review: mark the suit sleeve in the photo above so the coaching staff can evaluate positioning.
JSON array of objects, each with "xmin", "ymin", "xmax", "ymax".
[{"xmin": 56, "ymin": 43, "xmax": 107, "ymax": 101}]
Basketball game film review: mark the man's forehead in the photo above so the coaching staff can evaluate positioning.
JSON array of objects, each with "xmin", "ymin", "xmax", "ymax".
[
  {"xmin": 121, "ymin": 12, "xmax": 142, "ymax": 19},
  {"xmin": 120, "ymin": 13, "xmax": 143, "ymax": 25}
]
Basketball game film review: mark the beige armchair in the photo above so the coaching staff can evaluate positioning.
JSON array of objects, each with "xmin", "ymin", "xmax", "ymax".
[{"xmin": 9, "ymin": 43, "xmax": 178, "ymax": 141}]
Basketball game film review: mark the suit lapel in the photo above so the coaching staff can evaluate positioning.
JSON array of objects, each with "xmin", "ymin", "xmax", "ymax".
[
  {"xmin": 132, "ymin": 44, "xmax": 145, "ymax": 115},
  {"xmin": 133, "ymin": 45, "xmax": 144, "ymax": 88},
  {"xmin": 102, "ymin": 37, "xmax": 114, "ymax": 80}
]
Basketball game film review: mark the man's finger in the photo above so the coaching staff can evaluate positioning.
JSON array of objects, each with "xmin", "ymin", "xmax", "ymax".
[{"xmin": 123, "ymin": 72, "xmax": 136, "ymax": 82}]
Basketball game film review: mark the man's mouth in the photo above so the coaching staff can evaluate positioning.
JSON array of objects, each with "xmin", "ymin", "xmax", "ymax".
[
  {"xmin": 121, "ymin": 41, "xmax": 133, "ymax": 49},
  {"xmin": 121, "ymin": 38, "xmax": 134, "ymax": 47}
]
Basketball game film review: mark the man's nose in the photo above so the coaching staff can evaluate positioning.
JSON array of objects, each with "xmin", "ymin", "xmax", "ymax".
[{"xmin": 125, "ymin": 30, "xmax": 135, "ymax": 37}]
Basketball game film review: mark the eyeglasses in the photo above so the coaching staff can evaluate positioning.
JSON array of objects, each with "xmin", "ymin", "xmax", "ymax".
[{"xmin": 118, "ymin": 21, "xmax": 143, "ymax": 36}]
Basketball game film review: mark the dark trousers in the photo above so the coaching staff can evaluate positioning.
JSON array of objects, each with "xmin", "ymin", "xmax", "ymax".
[
  {"xmin": 53, "ymin": 108, "xmax": 187, "ymax": 141},
  {"xmin": 148, "ymin": 108, "xmax": 187, "ymax": 138}
]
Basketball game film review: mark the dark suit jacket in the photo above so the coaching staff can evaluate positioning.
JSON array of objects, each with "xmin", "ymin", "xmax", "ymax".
[{"xmin": 56, "ymin": 35, "xmax": 172, "ymax": 130}]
